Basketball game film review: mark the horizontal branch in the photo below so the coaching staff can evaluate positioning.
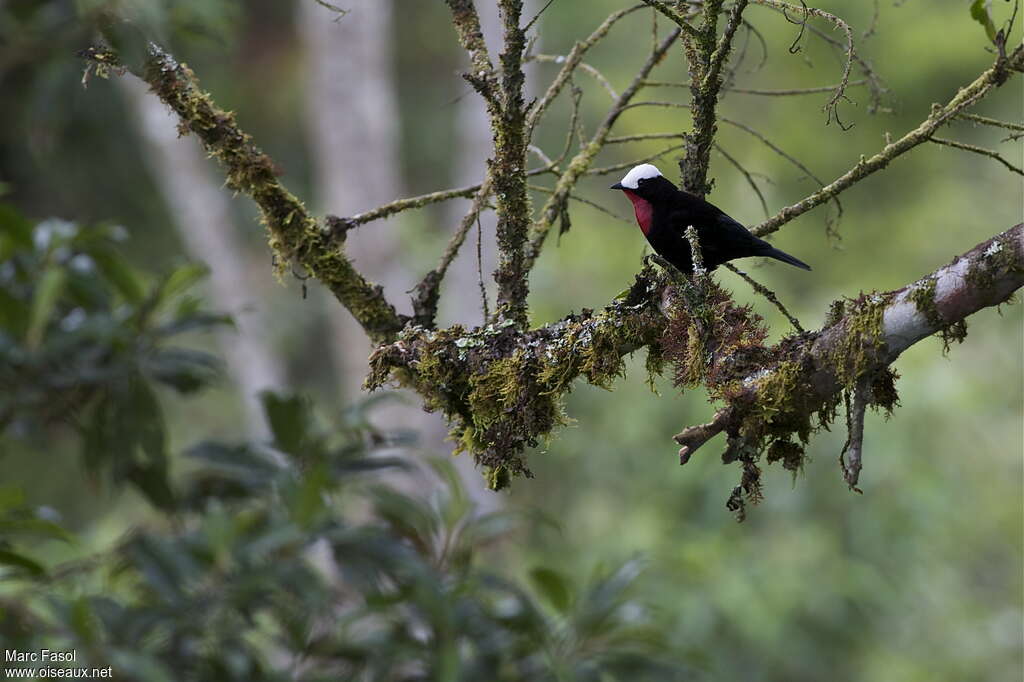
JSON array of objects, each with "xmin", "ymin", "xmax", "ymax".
[
  {"xmin": 642, "ymin": 79, "xmax": 868, "ymax": 96},
  {"xmin": 676, "ymin": 223, "xmax": 1024, "ymax": 464}
]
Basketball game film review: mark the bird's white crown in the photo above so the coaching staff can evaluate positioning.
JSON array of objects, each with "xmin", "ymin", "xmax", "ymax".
[{"xmin": 617, "ymin": 163, "xmax": 663, "ymax": 189}]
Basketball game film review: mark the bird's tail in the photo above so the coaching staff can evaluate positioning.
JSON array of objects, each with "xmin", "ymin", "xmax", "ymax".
[{"xmin": 762, "ymin": 245, "xmax": 812, "ymax": 271}]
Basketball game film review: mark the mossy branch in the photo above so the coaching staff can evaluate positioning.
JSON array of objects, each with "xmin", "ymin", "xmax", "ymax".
[
  {"xmin": 489, "ymin": 0, "xmax": 532, "ymax": 327},
  {"xmin": 81, "ymin": 44, "xmax": 405, "ymax": 345},
  {"xmin": 672, "ymin": 223, "xmax": 1023, "ymax": 514},
  {"xmin": 366, "ymin": 267, "xmax": 672, "ymax": 486}
]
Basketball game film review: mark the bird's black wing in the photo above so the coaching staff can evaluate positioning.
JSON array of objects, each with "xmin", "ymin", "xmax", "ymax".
[{"xmin": 667, "ymin": 194, "xmax": 761, "ymax": 267}]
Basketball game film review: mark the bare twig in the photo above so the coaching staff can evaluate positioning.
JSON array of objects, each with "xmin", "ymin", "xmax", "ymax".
[
  {"xmin": 412, "ymin": 175, "xmax": 494, "ymax": 326},
  {"xmin": 586, "ymin": 144, "xmax": 687, "ymax": 176},
  {"xmin": 929, "ymin": 136, "xmax": 1024, "ymax": 176},
  {"xmin": 839, "ymin": 378, "xmax": 868, "ymax": 492},
  {"xmin": 476, "ymin": 213, "xmax": 490, "ymax": 320},
  {"xmin": 723, "ymin": 263, "xmax": 804, "ymax": 332},
  {"xmin": 675, "ymin": 409, "xmax": 731, "ymax": 464},
  {"xmin": 639, "ymin": 0, "xmax": 702, "ymax": 40},
  {"xmin": 749, "ymin": 0, "xmax": 857, "ymax": 127},
  {"xmin": 713, "ymin": 143, "xmax": 770, "ymax": 219},
  {"xmin": 643, "ymin": 79, "xmax": 869, "ymax": 96},
  {"xmin": 524, "ymin": 29, "xmax": 681, "ymax": 269},
  {"xmin": 528, "ymin": 184, "xmax": 631, "ymax": 223},
  {"xmin": 752, "ymin": 43, "xmax": 1024, "ymax": 238},
  {"xmin": 526, "ymin": 6, "xmax": 643, "ymax": 132},
  {"xmin": 528, "ymin": 54, "xmax": 620, "ymax": 101},
  {"xmin": 955, "ymin": 112, "xmax": 1024, "ymax": 133}
]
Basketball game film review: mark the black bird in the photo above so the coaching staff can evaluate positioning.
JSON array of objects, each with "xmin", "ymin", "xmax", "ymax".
[{"xmin": 610, "ymin": 164, "xmax": 811, "ymax": 274}]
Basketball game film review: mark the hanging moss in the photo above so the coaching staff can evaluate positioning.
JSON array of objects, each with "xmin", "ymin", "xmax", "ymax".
[{"xmin": 365, "ymin": 270, "xmax": 669, "ymax": 489}]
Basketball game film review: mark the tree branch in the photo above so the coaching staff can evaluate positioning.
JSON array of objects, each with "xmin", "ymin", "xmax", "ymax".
[
  {"xmin": 487, "ymin": 0, "xmax": 532, "ymax": 326},
  {"xmin": 81, "ymin": 45, "xmax": 405, "ymax": 344},
  {"xmin": 751, "ymin": 44, "xmax": 1023, "ymax": 237},
  {"xmin": 675, "ymin": 223, "xmax": 1024, "ymax": 469},
  {"xmin": 524, "ymin": 29, "xmax": 681, "ymax": 269}
]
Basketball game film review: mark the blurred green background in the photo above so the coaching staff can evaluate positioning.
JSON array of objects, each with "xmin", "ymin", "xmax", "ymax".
[{"xmin": 0, "ymin": 1, "xmax": 1021, "ymax": 680}]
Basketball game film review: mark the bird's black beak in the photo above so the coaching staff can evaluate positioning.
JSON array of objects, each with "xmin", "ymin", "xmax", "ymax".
[{"xmin": 609, "ymin": 182, "xmax": 625, "ymax": 190}]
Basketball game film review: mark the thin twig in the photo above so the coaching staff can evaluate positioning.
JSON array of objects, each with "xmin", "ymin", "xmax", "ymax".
[
  {"xmin": 526, "ymin": 5, "xmax": 643, "ymax": 132},
  {"xmin": 528, "ymin": 54, "xmax": 619, "ymax": 100},
  {"xmin": 839, "ymin": 378, "xmax": 868, "ymax": 492},
  {"xmin": 476, "ymin": 213, "xmax": 490, "ymax": 321},
  {"xmin": 528, "ymin": 184, "xmax": 632, "ymax": 223},
  {"xmin": 524, "ymin": 29, "xmax": 681, "ymax": 270},
  {"xmin": 714, "ymin": 144, "xmax": 770, "ymax": 219},
  {"xmin": 339, "ymin": 167, "xmax": 553, "ymax": 228},
  {"xmin": 749, "ymin": 0, "xmax": 860, "ymax": 126},
  {"xmin": 723, "ymin": 263, "xmax": 804, "ymax": 332},
  {"xmin": 411, "ymin": 176, "xmax": 494, "ymax": 326},
  {"xmin": 639, "ymin": 0, "xmax": 702, "ymax": 39},
  {"xmin": 643, "ymin": 79, "xmax": 868, "ymax": 96},
  {"xmin": 929, "ymin": 137, "xmax": 1024, "ymax": 176},
  {"xmin": 751, "ymin": 44, "xmax": 1024, "ymax": 237},
  {"xmin": 955, "ymin": 112, "xmax": 1024, "ymax": 133},
  {"xmin": 586, "ymin": 144, "xmax": 687, "ymax": 176}
]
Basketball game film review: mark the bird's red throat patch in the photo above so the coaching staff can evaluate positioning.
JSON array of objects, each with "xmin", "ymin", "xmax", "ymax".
[{"xmin": 622, "ymin": 190, "xmax": 653, "ymax": 235}]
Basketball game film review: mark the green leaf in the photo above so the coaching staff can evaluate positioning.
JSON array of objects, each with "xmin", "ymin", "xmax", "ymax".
[
  {"xmin": 71, "ymin": 596, "xmax": 101, "ymax": 645},
  {"xmin": 262, "ymin": 393, "xmax": 313, "ymax": 455},
  {"xmin": 25, "ymin": 265, "xmax": 67, "ymax": 348},
  {"xmin": 0, "ymin": 287, "xmax": 31, "ymax": 336},
  {"xmin": 969, "ymin": 0, "xmax": 998, "ymax": 42},
  {"xmin": 0, "ymin": 204, "xmax": 34, "ymax": 260},
  {"xmin": 90, "ymin": 247, "xmax": 146, "ymax": 303},
  {"xmin": 0, "ymin": 548, "xmax": 46, "ymax": 576},
  {"xmin": 0, "ymin": 518, "xmax": 74, "ymax": 543},
  {"xmin": 529, "ymin": 566, "xmax": 573, "ymax": 614},
  {"xmin": 159, "ymin": 263, "xmax": 209, "ymax": 305}
]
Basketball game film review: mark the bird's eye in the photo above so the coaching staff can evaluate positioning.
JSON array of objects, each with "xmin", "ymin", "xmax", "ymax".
[{"xmin": 637, "ymin": 177, "xmax": 649, "ymax": 185}]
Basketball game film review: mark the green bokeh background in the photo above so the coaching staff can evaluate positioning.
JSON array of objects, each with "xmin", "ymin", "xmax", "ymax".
[{"xmin": 1, "ymin": 1, "xmax": 1021, "ymax": 679}]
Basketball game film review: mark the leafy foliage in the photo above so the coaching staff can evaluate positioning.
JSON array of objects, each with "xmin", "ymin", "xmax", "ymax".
[
  {"xmin": 0, "ymin": 208, "xmax": 228, "ymax": 506},
  {"xmin": 0, "ymin": 212, "xmax": 693, "ymax": 679},
  {"xmin": 1, "ymin": 393, "xmax": 695, "ymax": 681}
]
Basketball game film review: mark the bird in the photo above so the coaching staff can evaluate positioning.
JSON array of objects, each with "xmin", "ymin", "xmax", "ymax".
[{"xmin": 610, "ymin": 163, "xmax": 811, "ymax": 274}]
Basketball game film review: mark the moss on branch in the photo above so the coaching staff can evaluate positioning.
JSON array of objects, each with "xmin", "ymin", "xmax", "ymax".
[
  {"xmin": 366, "ymin": 269, "xmax": 669, "ymax": 488},
  {"xmin": 82, "ymin": 45, "xmax": 404, "ymax": 344}
]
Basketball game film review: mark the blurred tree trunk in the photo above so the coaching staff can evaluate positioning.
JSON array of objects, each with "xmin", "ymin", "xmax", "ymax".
[
  {"xmin": 298, "ymin": 0, "xmax": 404, "ymax": 400},
  {"xmin": 121, "ymin": 79, "xmax": 285, "ymax": 438},
  {"xmin": 298, "ymin": 1, "xmax": 498, "ymax": 507}
]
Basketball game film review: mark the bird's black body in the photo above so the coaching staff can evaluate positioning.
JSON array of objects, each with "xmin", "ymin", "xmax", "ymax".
[{"xmin": 611, "ymin": 171, "xmax": 811, "ymax": 274}]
